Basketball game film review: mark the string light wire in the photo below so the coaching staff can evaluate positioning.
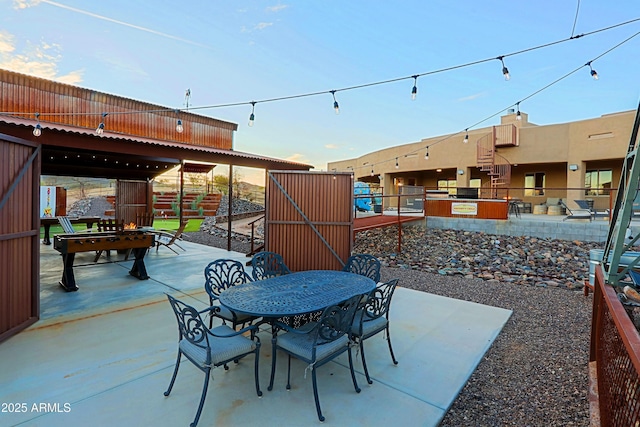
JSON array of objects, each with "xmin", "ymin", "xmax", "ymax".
[
  {"xmin": 2, "ymin": 17, "xmax": 638, "ymax": 121},
  {"xmin": 343, "ymin": 30, "xmax": 640, "ymax": 174}
]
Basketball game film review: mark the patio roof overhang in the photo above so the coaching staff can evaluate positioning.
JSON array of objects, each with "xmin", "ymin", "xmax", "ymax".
[{"xmin": 0, "ymin": 116, "xmax": 312, "ymax": 180}]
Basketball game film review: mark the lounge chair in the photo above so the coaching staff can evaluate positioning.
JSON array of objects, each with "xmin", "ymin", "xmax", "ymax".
[
  {"xmin": 155, "ymin": 221, "xmax": 187, "ymax": 254},
  {"xmin": 560, "ymin": 201, "xmax": 592, "ymax": 221},
  {"xmin": 574, "ymin": 200, "xmax": 610, "ymax": 220}
]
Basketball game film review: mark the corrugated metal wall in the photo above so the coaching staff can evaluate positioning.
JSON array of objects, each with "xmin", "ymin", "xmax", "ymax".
[
  {"xmin": 0, "ymin": 135, "xmax": 40, "ymax": 343},
  {"xmin": 0, "ymin": 69, "xmax": 236, "ymax": 149},
  {"xmin": 116, "ymin": 180, "xmax": 153, "ymax": 224},
  {"xmin": 265, "ymin": 171, "xmax": 353, "ymax": 271}
]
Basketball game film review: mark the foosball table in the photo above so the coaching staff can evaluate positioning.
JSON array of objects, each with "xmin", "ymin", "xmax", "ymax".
[{"xmin": 53, "ymin": 231, "xmax": 155, "ymax": 292}]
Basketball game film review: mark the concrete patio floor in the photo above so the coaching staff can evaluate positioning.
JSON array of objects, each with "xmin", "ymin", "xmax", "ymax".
[{"xmin": 0, "ymin": 241, "xmax": 511, "ymax": 427}]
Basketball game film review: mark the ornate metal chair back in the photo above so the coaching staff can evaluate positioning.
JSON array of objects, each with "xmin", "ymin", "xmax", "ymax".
[
  {"xmin": 166, "ymin": 294, "xmax": 210, "ymax": 357},
  {"xmin": 251, "ymin": 251, "xmax": 291, "ymax": 281},
  {"xmin": 315, "ymin": 294, "xmax": 362, "ymax": 346},
  {"xmin": 204, "ymin": 259, "xmax": 253, "ymax": 299},
  {"xmin": 361, "ymin": 278, "xmax": 399, "ymax": 323},
  {"xmin": 342, "ymin": 254, "xmax": 381, "ymax": 283}
]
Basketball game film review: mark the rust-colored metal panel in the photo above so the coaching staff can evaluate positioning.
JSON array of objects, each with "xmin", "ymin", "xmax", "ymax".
[
  {"xmin": 55, "ymin": 186, "xmax": 67, "ymax": 216},
  {"xmin": 425, "ymin": 198, "xmax": 508, "ymax": 219},
  {"xmin": 265, "ymin": 171, "xmax": 353, "ymax": 272},
  {"xmin": 0, "ymin": 69, "xmax": 236, "ymax": 149},
  {"xmin": 0, "ymin": 136, "xmax": 40, "ymax": 343},
  {"xmin": 590, "ymin": 265, "xmax": 640, "ymax": 426},
  {"xmin": 116, "ymin": 180, "xmax": 152, "ymax": 224}
]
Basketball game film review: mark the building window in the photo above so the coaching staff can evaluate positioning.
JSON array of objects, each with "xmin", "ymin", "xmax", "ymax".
[
  {"xmin": 524, "ymin": 172, "xmax": 545, "ymax": 196},
  {"xmin": 469, "ymin": 178, "xmax": 481, "ymax": 188},
  {"xmin": 438, "ymin": 179, "xmax": 457, "ymax": 195},
  {"xmin": 585, "ymin": 169, "xmax": 612, "ymax": 195}
]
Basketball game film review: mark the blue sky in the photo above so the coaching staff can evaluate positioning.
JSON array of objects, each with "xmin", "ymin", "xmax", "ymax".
[{"xmin": 2, "ymin": 0, "xmax": 640, "ymax": 184}]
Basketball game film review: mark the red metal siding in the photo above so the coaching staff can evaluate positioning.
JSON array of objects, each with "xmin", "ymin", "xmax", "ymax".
[
  {"xmin": 0, "ymin": 69, "xmax": 236, "ymax": 149},
  {"xmin": 0, "ymin": 136, "xmax": 40, "ymax": 343},
  {"xmin": 265, "ymin": 171, "xmax": 353, "ymax": 272}
]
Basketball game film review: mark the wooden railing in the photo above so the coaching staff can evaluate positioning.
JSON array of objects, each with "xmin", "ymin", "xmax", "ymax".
[{"xmin": 590, "ymin": 264, "xmax": 640, "ymax": 425}]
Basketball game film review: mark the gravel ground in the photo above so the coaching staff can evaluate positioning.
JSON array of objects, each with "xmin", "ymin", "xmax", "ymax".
[{"xmin": 183, "ymin": 225, "xmax": 592, "ymax": 426}]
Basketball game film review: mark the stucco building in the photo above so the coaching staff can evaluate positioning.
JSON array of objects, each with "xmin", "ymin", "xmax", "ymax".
[{"xmin": 328, "ymin": 109, "xmax": 636, "ymax": 212}]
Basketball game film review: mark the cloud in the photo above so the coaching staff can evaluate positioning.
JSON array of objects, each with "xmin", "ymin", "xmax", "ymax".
[
  {"xmin": 324, "ymin": 143, "xmax": 340, "ymax": 149},
  {"xmin": 286, "ymin": 153, "xmax": 308, "ymax": 163},
  {"xmin": 12, "ymin": 0, "xmax": 41, "ymax": 9},
  {"xmin": 0, "ymin": 31, "xmax": 83, "ymax": 84},
  {"xmin": 0, "ymin": 32, "xmax": 16, "ymax": 53},
  {"xmin": 254, "ymin": 22, "xmax": 273, "ymax": 31},
  {"xmin": 266, "ymin": 4, "xmax": 288, "ymax": 12},
  {"xmin": 458, "ymin": 92, "xmax": 487, "ymax": 102},
  {"xmin": 37, "ymin": 0, "xmax": 211, "ymax": 49}
]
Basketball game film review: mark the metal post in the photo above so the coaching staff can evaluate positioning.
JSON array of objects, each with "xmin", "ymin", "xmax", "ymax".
[
  {"xmin": 227, "ymin": 164, "xmax": 233, "ymax": 252},
  {"xmin": 179, "ymin": 160, "xmax": 184, "ymax": 226}
]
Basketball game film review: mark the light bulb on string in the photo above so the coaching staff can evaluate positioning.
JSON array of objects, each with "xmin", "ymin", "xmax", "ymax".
[
  {"xmin": 516, "ymin": 103, "xmax": 522, "ymax": 121},
  {"xmin": 424, "ymin": 147, "xmax": 429, "ymax": 160},
  {"xmin": 96, "ymin": 112, "xmax": 107, "ymax": 135},
  {"xmin": 32, "ymin": 112, "xmax": 42, "ymax": 137},
  {"xmin": 497, "ymin": 56, "xmax": 510, "ymax": 80},
  {"xmin": 174, "ymin": 110, "xmax": 183, "ymax": 133},
  {"xmin": 248, "ymin": 102, "xmax": 256, "ymax": 127},
  {"xmin": 463, "ymin": 130, "xmax": 469, "ymax": 144},
  {"xmin": 370, "ymin": 168, "xmax": 374, "ymax": 177},
  {"xmin": 331, "ymin": 90, "xmax": 340, "ymax": 115},
  {"xmin": 587, "ymin": 61, "xmax": 599, "ymax": 80},
  {"xmin": 411, "ymin": 75, "xmax": 418, "ymax": 101},
  {"xmin": 395, "ymin": 158, "xmax": 399, "ymax": 169}
]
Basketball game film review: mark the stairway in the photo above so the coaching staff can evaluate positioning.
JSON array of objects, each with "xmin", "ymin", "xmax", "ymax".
[
  {"xmin": 153, "ymin": 192, "xmax": 221, "ymax": 218},
  {"xmin": 476, "ymin": 130, "xmax": 511, "ymax": 199}
]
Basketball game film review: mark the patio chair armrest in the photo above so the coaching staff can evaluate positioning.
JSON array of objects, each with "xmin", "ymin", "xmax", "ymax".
[
  {"xmin": 208, "ymin": 324, "xmax": 259, "ymax": 338},
  {"xmin": 198, "ymin": 305, "xmax": 221, "ymax": 315},
  {"xmin": 153, "ymin": 229, "xmax": 178, "ymax": 237}
]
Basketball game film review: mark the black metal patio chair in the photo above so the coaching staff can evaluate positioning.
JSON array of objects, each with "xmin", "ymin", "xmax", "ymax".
[
  {"xmin": 164, "ymin": 294, "xmax": 262, "ymax": 427},
  {"xmin": 342, "ymin": 254, "xmax": 381, "ymax": 283},
  {"xmin": 268, "ymin": 294, "xmax": 363, "ymax": 422},
  {"xmin": 250, "ymin": 251, "xmax": 291, "ymax": 281},
  {"xmin": 351, "ymin": 278, "xmax": 400, "ymax": 384},
  {"xmin": 204, "ymin": 259, "xmax": 257, "ymax": 329}
]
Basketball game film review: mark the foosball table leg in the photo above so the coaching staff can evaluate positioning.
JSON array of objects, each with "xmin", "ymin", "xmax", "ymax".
[{"xmin": 59, "ymin": 253, "xmax": 79, "ymax": 292}]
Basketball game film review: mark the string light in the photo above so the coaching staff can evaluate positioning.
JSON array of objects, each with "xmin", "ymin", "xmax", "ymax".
[
  {"xmin": 424, "ymin": 147, "xmax": 429, "ymax": 160},
  {"xmin": 0, "ymin": 19, "xmax": 635, "ymax": 180},
  {"xmin": 174, "ymin": 109, "xmax": 183, "ymax": 133},
  {"xmin": 95, "ymin": 112, "xmax": 107, "ymax": 135},
  {"xmin": 395, "ymin": 157, "xmax": 399, "ymax": 169},
  {"xmin": 411, "ymin": 75, "xmax": 418, "ymax": 101},
  {"xmin": 331, "ymin": 90, "xmax": 340, "ymax": 114},
  {"xmin": 248, "ymin": 101, "xmax": 256, "ymax": 127},
  {"xmin": 370, "ymin": 168, "xmax": 374, "ymax": 177},
  {"xmin": 516, "ymin": 102, "xmax": 522, "ymax": 120},
  {"xmin": 32, "ymin": 112, "xmax": 41, "ymax": 137},
  {"xmin": 587, "ymin": 61, "xmax": 599, "ymax": 80},
  {"xmin": 497, "ymin": 56, "xmax": 510, "ymax": 80},
  {"xmin": 463, "ymin": 130, "xmax": 469, "ymax": 143}
]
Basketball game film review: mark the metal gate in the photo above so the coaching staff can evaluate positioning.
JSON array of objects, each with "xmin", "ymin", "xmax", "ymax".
[
  {"xmin": 0, "ymin": 134, "xmax": 41, "ymax": 343},
  {"xmin": 265, "ymin": 171, "xmax": 353, "ymax": 271}
]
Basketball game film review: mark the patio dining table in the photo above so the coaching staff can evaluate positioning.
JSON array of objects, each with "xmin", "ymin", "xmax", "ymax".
[{"xmin": 218, "ymin": 270, "xmax": 376, "ymax": 319}]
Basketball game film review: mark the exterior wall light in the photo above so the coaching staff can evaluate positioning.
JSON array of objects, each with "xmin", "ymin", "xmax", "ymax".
[{"xmin": 569, "ymin": 164, "xmax": 579, "ymax": 171}]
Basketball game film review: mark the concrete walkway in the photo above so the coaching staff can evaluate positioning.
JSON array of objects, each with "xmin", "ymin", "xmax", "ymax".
[{"xmin": 0, "ymin": 241, "xmax": 511, "ymax": 427}]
